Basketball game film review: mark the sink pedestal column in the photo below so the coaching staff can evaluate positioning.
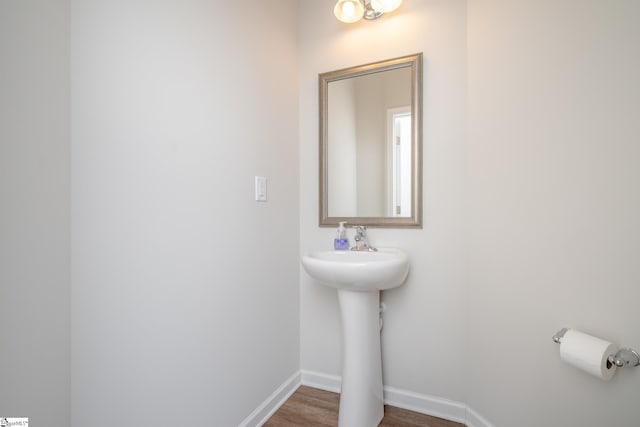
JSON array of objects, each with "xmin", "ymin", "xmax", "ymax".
[{"xmin": 337, "ymin": 289, "xmax": 384, "ymax": 427}]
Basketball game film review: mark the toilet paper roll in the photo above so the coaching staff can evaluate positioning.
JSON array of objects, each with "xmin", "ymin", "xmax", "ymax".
[{"xmin": 560, "ymin": 329, "xmax": 618, "ymax": 380}]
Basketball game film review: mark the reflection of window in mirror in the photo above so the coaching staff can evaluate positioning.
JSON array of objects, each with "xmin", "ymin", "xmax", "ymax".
[{"xmin": 387, "ymin": 107, "xmax": 411, "ymax": 217}]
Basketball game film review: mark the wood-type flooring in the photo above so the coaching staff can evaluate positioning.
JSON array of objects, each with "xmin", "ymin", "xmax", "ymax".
[{"xmin": 264, "ymin": 386, "xmax": 466, "ymax": 427}]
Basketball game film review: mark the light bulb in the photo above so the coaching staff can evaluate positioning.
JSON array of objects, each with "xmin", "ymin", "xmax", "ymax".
[
  {"xmin": 334, "ymin": 0, "xmax": 364, "ymax": 23},
  {"xmin": 370, "ymin": 0, "xmax": 402, "ymax": 13},
  {"xmin": 343, "ymin": 2, "xmax": 355, "ymax": 16}
]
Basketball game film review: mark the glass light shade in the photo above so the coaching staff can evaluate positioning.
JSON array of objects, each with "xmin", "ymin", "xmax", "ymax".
[
  {"xmin": 334, "ymin": 0, "xmax": 364, "ymax": 23},
  {"xmin": 370, "ymin": 0, "xmax": 402, "ymax": 13}
]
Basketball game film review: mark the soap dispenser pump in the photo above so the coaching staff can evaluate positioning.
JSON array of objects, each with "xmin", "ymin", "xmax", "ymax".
[{"xmin": 334, "ymin": 221, "xmax": 349, "ymax": 250}]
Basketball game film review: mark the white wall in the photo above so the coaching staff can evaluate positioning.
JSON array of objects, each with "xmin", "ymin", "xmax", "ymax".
[
  {"xmin": 0, "ymin": 1, "xmax": 70, "ymax": 426},
  {"xmin": 467, "ymin": 1, "xmax": 640, "ymax": 426},
  {"xmin": 299, "ymin": 0, "xmax": 469, "ymax": 403},
  {"xmin": 70, "ymin": 1, "xmax": 299, "ymax": 425}
]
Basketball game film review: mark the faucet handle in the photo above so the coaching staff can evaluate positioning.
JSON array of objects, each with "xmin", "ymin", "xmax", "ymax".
[
  {"xmin": 350, "ymin": 226, "xmax": 377, "ymax": 251},
  {"xmin": 353, "ymin": 225, "xmax": 367, "ymax": 235}
]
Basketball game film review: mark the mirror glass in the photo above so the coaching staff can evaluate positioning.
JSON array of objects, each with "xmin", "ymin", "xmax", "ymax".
[{"xmin": 319, "ymin": 53, "xmax": 422, "ymax": 227}]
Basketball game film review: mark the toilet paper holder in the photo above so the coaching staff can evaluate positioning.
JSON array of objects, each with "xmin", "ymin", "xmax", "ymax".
[{"xmin": 553, "ymin": 328, "xmax": 640, "ymax": 368}]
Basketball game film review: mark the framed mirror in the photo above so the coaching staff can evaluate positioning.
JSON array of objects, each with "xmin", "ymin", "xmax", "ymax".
[{"xmin": 319, "ymin": 53, "xmax": 422, "ymax": 228}]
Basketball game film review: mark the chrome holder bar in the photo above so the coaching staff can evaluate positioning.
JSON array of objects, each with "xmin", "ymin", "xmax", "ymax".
[
  {"xmin": 552, "ymin": 328, "xmax": 568, "ymax": 344},
  {"xmin": 608, "ymin": 349, "xmax": 640, "ymax": 368}
]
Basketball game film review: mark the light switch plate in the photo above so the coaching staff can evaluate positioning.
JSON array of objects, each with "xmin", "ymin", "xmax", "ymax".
[{"xmin": 255, "ymin": 176, "xmax": 267, "ymax": 202}]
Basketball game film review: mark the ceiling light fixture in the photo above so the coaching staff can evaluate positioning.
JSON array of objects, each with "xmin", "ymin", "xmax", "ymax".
[{"xmin": 334, "ymin": 0, "xmax": 402, "ymax": 24}]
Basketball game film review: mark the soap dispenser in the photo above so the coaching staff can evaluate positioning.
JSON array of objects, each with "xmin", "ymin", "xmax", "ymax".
[{"xmin": 334, "ymin": 221, "xmax": 349, "ymax": 250}]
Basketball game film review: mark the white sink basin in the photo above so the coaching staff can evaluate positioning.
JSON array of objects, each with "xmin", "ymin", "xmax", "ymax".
[{"xmin": 301, "ymin": 248, "xmax": 409, "ymax": 291}]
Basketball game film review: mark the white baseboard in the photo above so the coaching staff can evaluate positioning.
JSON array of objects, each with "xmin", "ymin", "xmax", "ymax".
[
  {"xmin": 239, "ymin": 371, "xmax": 301, "ymax": 427},
  {"xmin": 300, "ymin": 369, "xmax": 341, "ymax": 393},
  {"xmin": 383, "ymin": 385, "xmax": 467, "ymax": 424},
  {"xmin": 299, "ymin": 369, "xmax": 494, "ymax": 427},
  {"xmin": 466, "ymin": 405, "xmax": 496, "ymax": 427}
]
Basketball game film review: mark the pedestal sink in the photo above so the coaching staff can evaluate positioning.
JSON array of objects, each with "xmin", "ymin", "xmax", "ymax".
[{"xmin": 301, "ymin": 248, "xmax": 410, "ymax": 427}]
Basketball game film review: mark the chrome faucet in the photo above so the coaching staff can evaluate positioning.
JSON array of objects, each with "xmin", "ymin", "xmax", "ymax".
[{"xmin": 351, "ymin": 226, "xmax": 377, "ymax": 252}]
